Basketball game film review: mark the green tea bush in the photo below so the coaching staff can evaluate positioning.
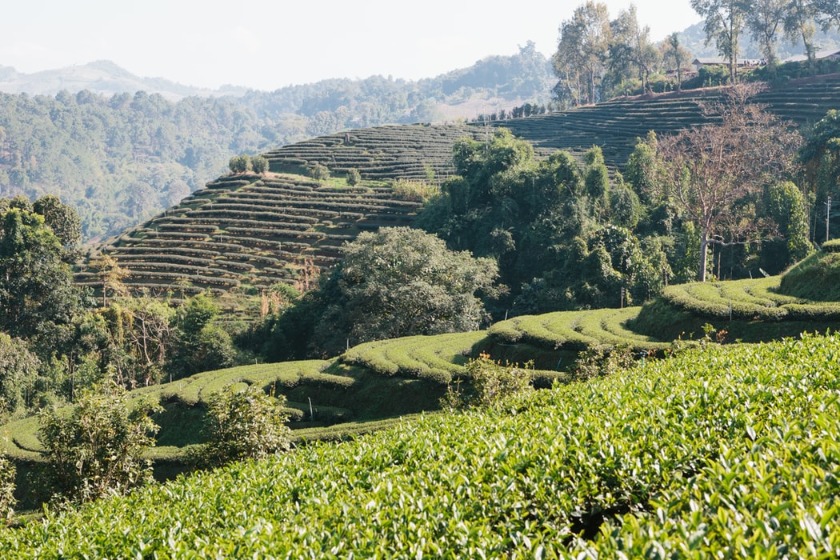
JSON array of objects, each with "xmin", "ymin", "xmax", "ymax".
[
  {"xmin": 2, "ymin": 334, "xmax": 840, "ymax": 556},
  {"xmin": 37, "ymin": 383, "xmax": 160, "ymax": 503},
  {"xmin": 441, "ymin": 353, "xmax": 533, "ymax": 409},
  {"xmin": 198, "ymin": 384, "xmax": 291, "ymax": 467}
]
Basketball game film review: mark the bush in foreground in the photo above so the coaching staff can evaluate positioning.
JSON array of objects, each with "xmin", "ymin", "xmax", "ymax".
[
  {"xmin": 198, "ymin": 384, "xmax": 291, "ymax": 467},
  {"xmin": 38, "ymin": 383, "xmax": 160, "ymax": 503}
]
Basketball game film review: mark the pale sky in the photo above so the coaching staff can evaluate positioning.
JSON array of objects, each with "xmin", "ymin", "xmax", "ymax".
[{"xmin": 1, "ymin": 1, "xmax": 700, "ymax": 91}]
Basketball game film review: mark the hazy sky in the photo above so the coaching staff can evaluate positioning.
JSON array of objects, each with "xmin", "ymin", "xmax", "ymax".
[{"xmin": 1, "ymin": 1, "xmax": 701, "ymax": 91}]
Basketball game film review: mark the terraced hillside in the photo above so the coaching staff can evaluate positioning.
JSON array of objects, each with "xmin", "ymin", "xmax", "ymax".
[
  {"xmin": 77, "ymin": 173, "xmax": 425, "ymax": 298},
  {"xmin": 9, "ymin": 253, "xmax": 840, "ymax": 486},
  {"xmin": 496, "ymin": 74, "xmax": 840, "ymax": 165},
  {"xmin": 78, "ymin": 77, "xmax": 840, "ymax": 303},
  {"xmin": 264, "ymin": 123, "xmax": 485, "ymax": 181}
]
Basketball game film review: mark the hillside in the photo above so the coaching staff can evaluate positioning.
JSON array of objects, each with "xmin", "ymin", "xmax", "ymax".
[
  {"xmin": 1, "ymin": 332, "xmax": 838, "ymax": 556},
  {"xmin": 77, "ymin": 124, "xmax": 484, "ymax": 299},
  {"xmin": 495, "ymin": 74, "xmax": 840, "ymax": 165},
  {"xmin": 0, "ymin": 47, "xmax": 552, "ymax": 241},
  {"xmin": 13, "ymin": 250, "xmax": 840, "ymax": 476},
  {"xmin": 80, "ymin": 76, "xmax": 840, "ymax": 303}
]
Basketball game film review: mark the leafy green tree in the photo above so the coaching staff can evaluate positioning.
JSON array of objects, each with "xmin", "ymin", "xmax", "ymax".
[
  {"xmin": 662, "ymin": 34, "xmax": 693, "ymax": 91},
  {"xmin": 229, "ymin": 155, "xmax": 251, "ymax": 174},
  {"xmin": 169, "ymin": 294, "xmax": 236, "ymax": 379},
  {"xmin": 743, "ymin": 0, "xmax": 788, "ymax": 72},
  {"xmin": 0, "ymin": 456, "xmax": 14, "ymax": 524},
  {"xmin": 800, "ymin": 109, "xmax": 840, "ymax": 239},
  {"xmin": 200, "ymin": 384, "xmax": 291, "ymax": 467},
  {"xmin": 309, "ymin": 163, "xmax": 331, "ymax": 180},
  {"xmin": 691, "ymin": 0, "xmax": 746, "ymax": 83},
  {"xmin": 763, "ymin": 181, "xmax": 813, "ymax": 268},
  {"xmin": 306, "ymin": 227, "xmax": 498, "ymax": 355},
  {"xmin": 0, "ymin": 334, "xmax": 41, "ymax": 418},
  {"xmin": 0, "ymin": 207, "xmax": 83, "ymax": 342},
  {"xmin": 553, "ymin": 1, "xmax": 612, "ymax": 104},
  {"xmin": 32, "ymin": 195, "xmax": 81, "ymax": 250},
  {"xmin": 250, "ymin": 155, "xmax": 269, "ymax": 174},
  {"xmin": 346, "ymin": 168, "xmax": 362, "ymax": 186},
  {"xmin": 38, "ymin": 382, "xmax": 160, "ymax": 503}
]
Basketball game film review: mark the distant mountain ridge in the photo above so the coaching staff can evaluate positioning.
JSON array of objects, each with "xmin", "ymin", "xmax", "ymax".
[{"xmin": 0, "ymin": 60, "xmax": 248, "ymax": 101}]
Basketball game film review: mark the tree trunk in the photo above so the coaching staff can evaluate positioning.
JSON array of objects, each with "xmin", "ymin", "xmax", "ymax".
[{"xmin": 698, "ymin": 230, "xmax": 709, "ymax": 282}]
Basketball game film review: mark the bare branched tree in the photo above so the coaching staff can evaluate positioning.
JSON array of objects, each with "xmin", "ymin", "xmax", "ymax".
[{"xmin": 657, "ymin": 85, "xmax": 803, "ymax": 281}]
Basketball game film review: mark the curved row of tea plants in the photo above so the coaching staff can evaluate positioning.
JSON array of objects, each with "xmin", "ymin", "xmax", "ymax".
[
  {"xmin": 486, "ymin": 306, "xmax": 671, "ymax": 353},
  {"xmin": 76, "ymin": 173, "xmax": 424, "ymax": 302},
  {"xmin": 2, "ymin": 333, "xmax": 838, "ymax": 556},
  {"xmin": 660, "ymin": 276, "xmax": 840, "ymax": 322}
]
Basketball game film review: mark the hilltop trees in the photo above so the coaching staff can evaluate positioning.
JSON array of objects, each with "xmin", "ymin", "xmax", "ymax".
[
  {"xmin": 553, "ymin": 1, "xmax": 612, "ymax": 105},
  {"xmin": 552, "ymin": 2, "xmax": 673, "ymax": 103}
]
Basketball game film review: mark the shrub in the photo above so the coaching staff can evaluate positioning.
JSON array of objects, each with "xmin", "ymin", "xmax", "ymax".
[
  {"xmin": 229, "ymin": 155, "xmax": 251, "ymax": 174},
  {"xmin": 346, "ymin": 168, "xmax": 361, "ymax": 186},
  {"xmin": 391, "ymin": 179, "xmax": 440, "ymax": 202},
  {"xmin": 309, "ymin": 163, "xmax": 331, "ymax": 181},
  {"xmin": 0, "ymin": 457, "xmax": 14, "ymax": 524},
  {"xmin": 38, "ymin": 382, "xmax": 160, "ymax": 503},
  {"xmin": 572, "ymin": 344, "xmax": 635, "ymax": 381},
  {"xmin": 251, "ymin": 155, "xmax": 269, "ymax": 175},
  {"xmin": 442, "ymin": 353, "xmax": 532, "ymax": 409},
  {"xmin": 822, "ymin": 239, "xmax": 840, "ymax": 253},
  {"xmin": 200, "ymin": 384, "xmax": 291, "ymax": 467}
]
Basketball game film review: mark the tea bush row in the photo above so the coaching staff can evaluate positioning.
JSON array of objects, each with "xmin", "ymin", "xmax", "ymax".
[{"xmin": 2, "ymin": 334, "xmax": 838, "ymax": 556}]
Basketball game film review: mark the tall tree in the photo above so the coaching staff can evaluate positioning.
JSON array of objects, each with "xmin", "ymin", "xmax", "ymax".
[
  {"xmin": 785, "ymin": 0, "xmax": 819, "ymax": 74},
  {"xmin": 0, "ymin": 207, "xmax": 82, "ymax": 341},
  {"xmin": 743, "ymin": 0, "xmax": 788, "ymax": 72},
  {"xmin": 553, "ymin": 1, "xmax": 612, "ymax": 105},
  {"xmin": 656, "ymin": 86, "xmax": 802, "ymax": 281},
  {"xmin": 691, "ymin": 0, "xmax": 747, "ymax": 83},
  {"xmin": 662, "ymin": 33, "xmax": 693, "ymax": 91}
]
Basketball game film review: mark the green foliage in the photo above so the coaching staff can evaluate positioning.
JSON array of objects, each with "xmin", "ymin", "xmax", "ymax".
[
  {"xmin": 346, "ymin": 168, "xmax": 361, "ymax": 186},
  {"xmin": 250, "ymin": 155, "xmax": 269, "ymax": 175},
  {"xmin": 228, "ymin": 154, "xmax": 251, "ymax": 174},
  {"xmin": 37, "ymin": 382, "xmax": 160, "ymax": 503},
  {"xmin": 3, "ymin": 334, "xmax": 840, "ymax": 555},
  {"xmin": 442, "ymin": 353, "xmax": 533, "ymax": 409},
  {"xmin": 270, "ymin": 227, "xmax": 499, "ymax": 358},
  {"xmin": 0, "ymin": 334, "xmax": 41, "ymax": 418},
  {"xmin": 309, "ymin": 163, "xmax": 331, "ymax": 181},
  {"xmin": 800, "ymin": 109, "xmax": 840, "ymax": 238},
  {"xmin": 0, "ymin": 205, "xmax": 83, "ymax": 343},
  {"xmin": 199, "ymin": 384, "xmax": 291, "ymax": 467},
  {"xmin": 0, "ymin": 456, "xmax": 14, "ymax": 524},
  {"xmin": 780, "ymin": 250, "xmax": 840, "ymax": 301},
  {"xmin": 572, "ymin": 344, "xmax": 635, "ymax": 381},
  {"xmin": 391, "ymin": 179, "xmax": 440, "ymax": 202},
  {"xmin": 170, "ymin": 294, "xmax": 235, "ymax": 380}
]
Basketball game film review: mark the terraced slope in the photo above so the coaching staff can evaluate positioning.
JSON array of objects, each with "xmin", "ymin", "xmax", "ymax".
[
  {"xmin": 496, "ymin": 74, "xmax": 840, "ymax": 165},
  {"xmin": 78, "ymin": 173, "xmax": 424, "ymax": 297},
  {"xmin": 264, "ymin": 123, "xmax": 485, "ymax": 181},
  {"xmin": 78, "ymin": 77, "xmax": 840, "ymax": 303}
]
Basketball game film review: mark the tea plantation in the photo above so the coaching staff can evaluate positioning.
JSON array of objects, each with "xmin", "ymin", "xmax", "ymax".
[
  {"xmin": 75, "ymin": 75, "xmax": 840, "ymax": 305},
  {"xmin": 1, "ymin": 332, "xmax": 837, "ymax": 556}
]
